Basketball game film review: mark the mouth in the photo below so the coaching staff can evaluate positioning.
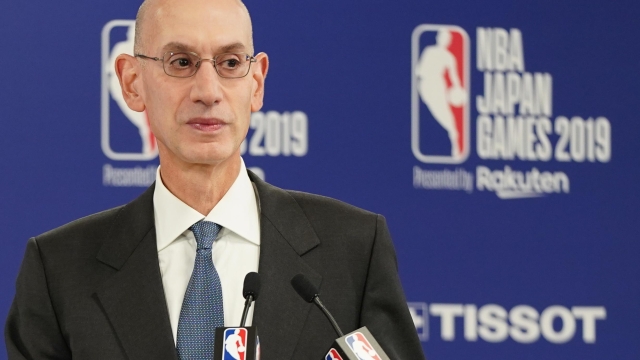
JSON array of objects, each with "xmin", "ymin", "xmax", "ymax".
[{"xmin": 186, "ymin": 117, "xmax": 227, "ymax": 132}]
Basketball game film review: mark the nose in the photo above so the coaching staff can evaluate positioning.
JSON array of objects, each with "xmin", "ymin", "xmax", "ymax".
[{"xmin": 189, "ymin": 59, "xmax": 223, "ymax": 106}]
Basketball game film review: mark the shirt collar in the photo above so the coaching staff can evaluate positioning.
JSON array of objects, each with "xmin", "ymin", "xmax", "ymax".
[{"xmin": 153, "ymin": 158, "xmax": 261, "ymax": 252}]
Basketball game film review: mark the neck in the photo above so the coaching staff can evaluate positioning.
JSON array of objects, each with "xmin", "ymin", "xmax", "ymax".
[{"xmin": 158, "ymin": 152, "xmax": 241, "ymax": 216}]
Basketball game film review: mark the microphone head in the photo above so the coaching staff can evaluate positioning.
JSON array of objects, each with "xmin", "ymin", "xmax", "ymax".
[
  {"xmin": 243, "ymin": 272, "xmax": 261, "ymax": 301},
  {"xmin": 291, "ymin": 274, "xmax": 319, "ymax": 303}
]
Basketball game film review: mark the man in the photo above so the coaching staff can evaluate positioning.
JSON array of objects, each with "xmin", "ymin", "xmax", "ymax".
[{"xmin": 5, "ymin": 0, "xmax": 426, "ymax": 359}]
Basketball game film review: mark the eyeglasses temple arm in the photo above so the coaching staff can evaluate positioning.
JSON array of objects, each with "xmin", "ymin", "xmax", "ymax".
[{"xmin": 135, "ymin": 54, "xmax": 161, "ymax": 62}]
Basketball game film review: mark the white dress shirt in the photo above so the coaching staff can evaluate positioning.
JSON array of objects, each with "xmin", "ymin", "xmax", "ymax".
[{"xmin": 153, "ymin": 159, "xmax": 260, "ymax": 343}]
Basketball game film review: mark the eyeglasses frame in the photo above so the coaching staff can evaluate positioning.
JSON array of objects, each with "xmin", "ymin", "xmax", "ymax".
[{"xmin": 134, "ymin": 51, "xmax": 257, "ymax": 79}]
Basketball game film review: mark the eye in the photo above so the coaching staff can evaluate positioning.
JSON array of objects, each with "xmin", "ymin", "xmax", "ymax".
[
  {"xmin": 217, "ymin": 54, "xmax": 243, "ymax": 70},
  {"xmin": 170, "ymin": 57, "xmax": 191, "ymax": 68},
  {"xmin": 223, "ymin": 59, "xmax": 240, "ymax": 68},
  {"xmin": 175, "ymin": 58, "xmax": 191, "ymax": 68},
  {"xmin": 168, "ymin": 53, "xmax": 195, "ymax": 69}
]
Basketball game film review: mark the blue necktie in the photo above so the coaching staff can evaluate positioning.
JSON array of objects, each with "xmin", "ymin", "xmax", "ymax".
[{"xmin": 176, "ymin": 220, "xmax": 225, "ymax": 359}]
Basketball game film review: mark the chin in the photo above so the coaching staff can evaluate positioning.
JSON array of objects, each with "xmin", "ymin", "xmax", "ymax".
[{"xmin": 181, "ymin": 145, "xmax": 240, "ymax": 166}]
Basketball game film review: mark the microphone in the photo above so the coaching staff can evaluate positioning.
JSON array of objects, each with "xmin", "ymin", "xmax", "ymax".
[
  {"xmin": 290, "ymin": 274, "xmax": 391, "ymax": 360},
  {"xmin": 291, "ymin": 273, "xmax": 344, "ymax": 337},
  {"xmin": 214, "ymin": 272, "xmax": 261, "ymax": 360},
  {"xmin": 240, "ymin": 272, "xmax": 261, "ymax": 327}
]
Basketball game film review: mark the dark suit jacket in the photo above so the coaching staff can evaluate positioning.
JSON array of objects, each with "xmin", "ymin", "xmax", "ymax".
[{"xmin": 5, "ymin": 172, "xmax": 425, "ymax": 359}]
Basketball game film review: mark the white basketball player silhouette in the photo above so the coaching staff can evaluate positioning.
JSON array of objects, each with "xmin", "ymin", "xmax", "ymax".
[
  {"xmin": 351, "ymin": 337, "xmax": 378, "ymax": 360},
  {"xmin": 107, "ymin": 24, "xmax": 157, "ymax": 156},
  {"xmin": 415, "ymin": 29, "xmax": 467, "ymax": 158},
  {"xmin": 224, "ymin": 329, "xmax": 246, "ymax": 360}
]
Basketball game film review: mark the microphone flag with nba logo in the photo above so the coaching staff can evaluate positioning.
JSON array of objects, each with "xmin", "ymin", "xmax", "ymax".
[
  {"xmin": 324, "ymin": 327, "xmax": 390, "ymax": 360},
  {"xmin": 214, "ymin": 327, "xmax": 259, "ymax": 360}
]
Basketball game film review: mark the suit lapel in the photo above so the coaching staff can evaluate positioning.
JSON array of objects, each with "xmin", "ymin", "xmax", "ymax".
[
  {"xmin": 250, "ymin": 172, "xmax": 322, "ymax": 359},
  {"xmin": 95, "ymin": 185, "xmax": 177, "ymax": 360}
]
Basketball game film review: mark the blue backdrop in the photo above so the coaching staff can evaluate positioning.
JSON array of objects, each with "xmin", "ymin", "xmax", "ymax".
[{"xmin": 1, "ymin": 0, "xmax": 639, "ymax": 359}]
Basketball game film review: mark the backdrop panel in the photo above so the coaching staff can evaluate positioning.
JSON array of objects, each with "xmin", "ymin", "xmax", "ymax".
[{"xmin": 1, "ymin": 1, "xmax": 639, "ymax": 359}]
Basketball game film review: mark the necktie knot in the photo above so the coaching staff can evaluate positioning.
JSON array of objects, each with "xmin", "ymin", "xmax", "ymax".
[{"xmin": 190, "ymin": 220, "xmax": 221, "ymax": 250}]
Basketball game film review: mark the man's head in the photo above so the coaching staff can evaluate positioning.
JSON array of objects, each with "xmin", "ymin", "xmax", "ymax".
[
  {"xmin": 116, "ymin": 0, "xmax": 268, "ymax": 168},
  {"xmin": 436, "ymin": 29, "xmax": 452, "ymax": 47}
]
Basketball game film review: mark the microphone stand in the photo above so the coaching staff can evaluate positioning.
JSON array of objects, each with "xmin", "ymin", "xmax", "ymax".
[{"xmin": 239, "ymin": 294, "xmax": 254, "ymax": 327}]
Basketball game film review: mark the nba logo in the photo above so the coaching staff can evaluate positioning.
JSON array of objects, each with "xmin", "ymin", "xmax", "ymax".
[
  {"xmin": 345, "ymin": 332, "xmax": 381, "ymax": 360},
  {"xmin": 223, "ymin": 328, "xmax": 248, "ymax": 360},
  {"xmin": 411, "ymin": 24, "xmax": 470, "ymax": 164},
  {"xmin": 325, "ymin": 348, "xmax": 343, "ymax": 360},
  {"xmin": 101, "ymin": 20, "xmax": 158, "ymax": 161},
  {"xmin": 407, "ymin": 302, "xmax": 429, "ymax": 341}
]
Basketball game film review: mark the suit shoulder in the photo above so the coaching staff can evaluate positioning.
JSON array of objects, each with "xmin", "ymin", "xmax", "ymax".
[
  {"xmin": 285, "ymin": 191, "xmax": 381, "ymax": 244},
  {"xmin": 35, "ymin": 205, "xmax": 125, "ymax": 248},
  {"xmin": 286, "ymin": 190, "xmax": 377, "ymax": 220}
]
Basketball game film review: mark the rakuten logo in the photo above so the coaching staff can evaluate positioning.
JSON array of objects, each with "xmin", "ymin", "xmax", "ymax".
[{"xmin": 408, "ymin": 303, "xmax": 606, "ymax": 344}]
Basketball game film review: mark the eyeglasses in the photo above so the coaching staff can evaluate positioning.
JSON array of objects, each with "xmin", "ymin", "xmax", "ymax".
[{"xmin": 135, "ymin": 51, "xmax": 257, "ymax": 79}]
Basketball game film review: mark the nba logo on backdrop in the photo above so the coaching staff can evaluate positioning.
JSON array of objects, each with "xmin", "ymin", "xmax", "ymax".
[
  {"xmin": 101, "ymin": 20, "xmax": 158, "ymax": 161},
  {"xmin": 223, "ymin": 328, "xmax": 247, "ymax": 360},
  {"xmin": 325, "ymin": 348, "xmax": 343, "ymax": 360},
  {"xmin": 345, "ymin": 332, "xmax": 381, "ymax": 360},
  {"xmin": 412, "ymin": 25, "xmax": 470, "ymax": 164}
]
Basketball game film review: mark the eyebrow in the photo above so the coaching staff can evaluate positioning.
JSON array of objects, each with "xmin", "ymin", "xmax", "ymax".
[
  {"xmin": 160, "ymin": 41, "xmax": 247, "ymax": 54},
  {"xmin": 161, "ymin": 41, "xmax": 192, "ymax": 53},
  {"xmin": 218, "ymin": 42, "xmax": 247, "ymax": 54}
]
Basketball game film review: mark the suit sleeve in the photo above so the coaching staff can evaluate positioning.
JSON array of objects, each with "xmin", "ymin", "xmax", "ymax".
[
  {"xmin": 5, "ymin": 238, "xmax": 71, "ymax": 359},
  {"xmin": 359, "ymin": 215, "xmax": 426, "ymax": 360}
]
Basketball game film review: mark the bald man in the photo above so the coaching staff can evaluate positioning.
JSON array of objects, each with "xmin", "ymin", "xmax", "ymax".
[{"xmin": 5, "ymin": 0, "xmax": 425, "ymax": 359}]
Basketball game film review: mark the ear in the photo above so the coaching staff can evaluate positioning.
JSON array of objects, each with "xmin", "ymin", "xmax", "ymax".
[
  {"xmin": 115, "ymin": 54, "xmax": 146, "ymax": 112},
  {"xmin": 250, "ymin": 52, "xmax": 269, "ymax": 112}
]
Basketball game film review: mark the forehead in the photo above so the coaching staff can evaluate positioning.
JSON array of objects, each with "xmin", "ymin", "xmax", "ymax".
[{"xmin": 143, "ymin": 0, "xmax": 252, "ymax": 54}]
